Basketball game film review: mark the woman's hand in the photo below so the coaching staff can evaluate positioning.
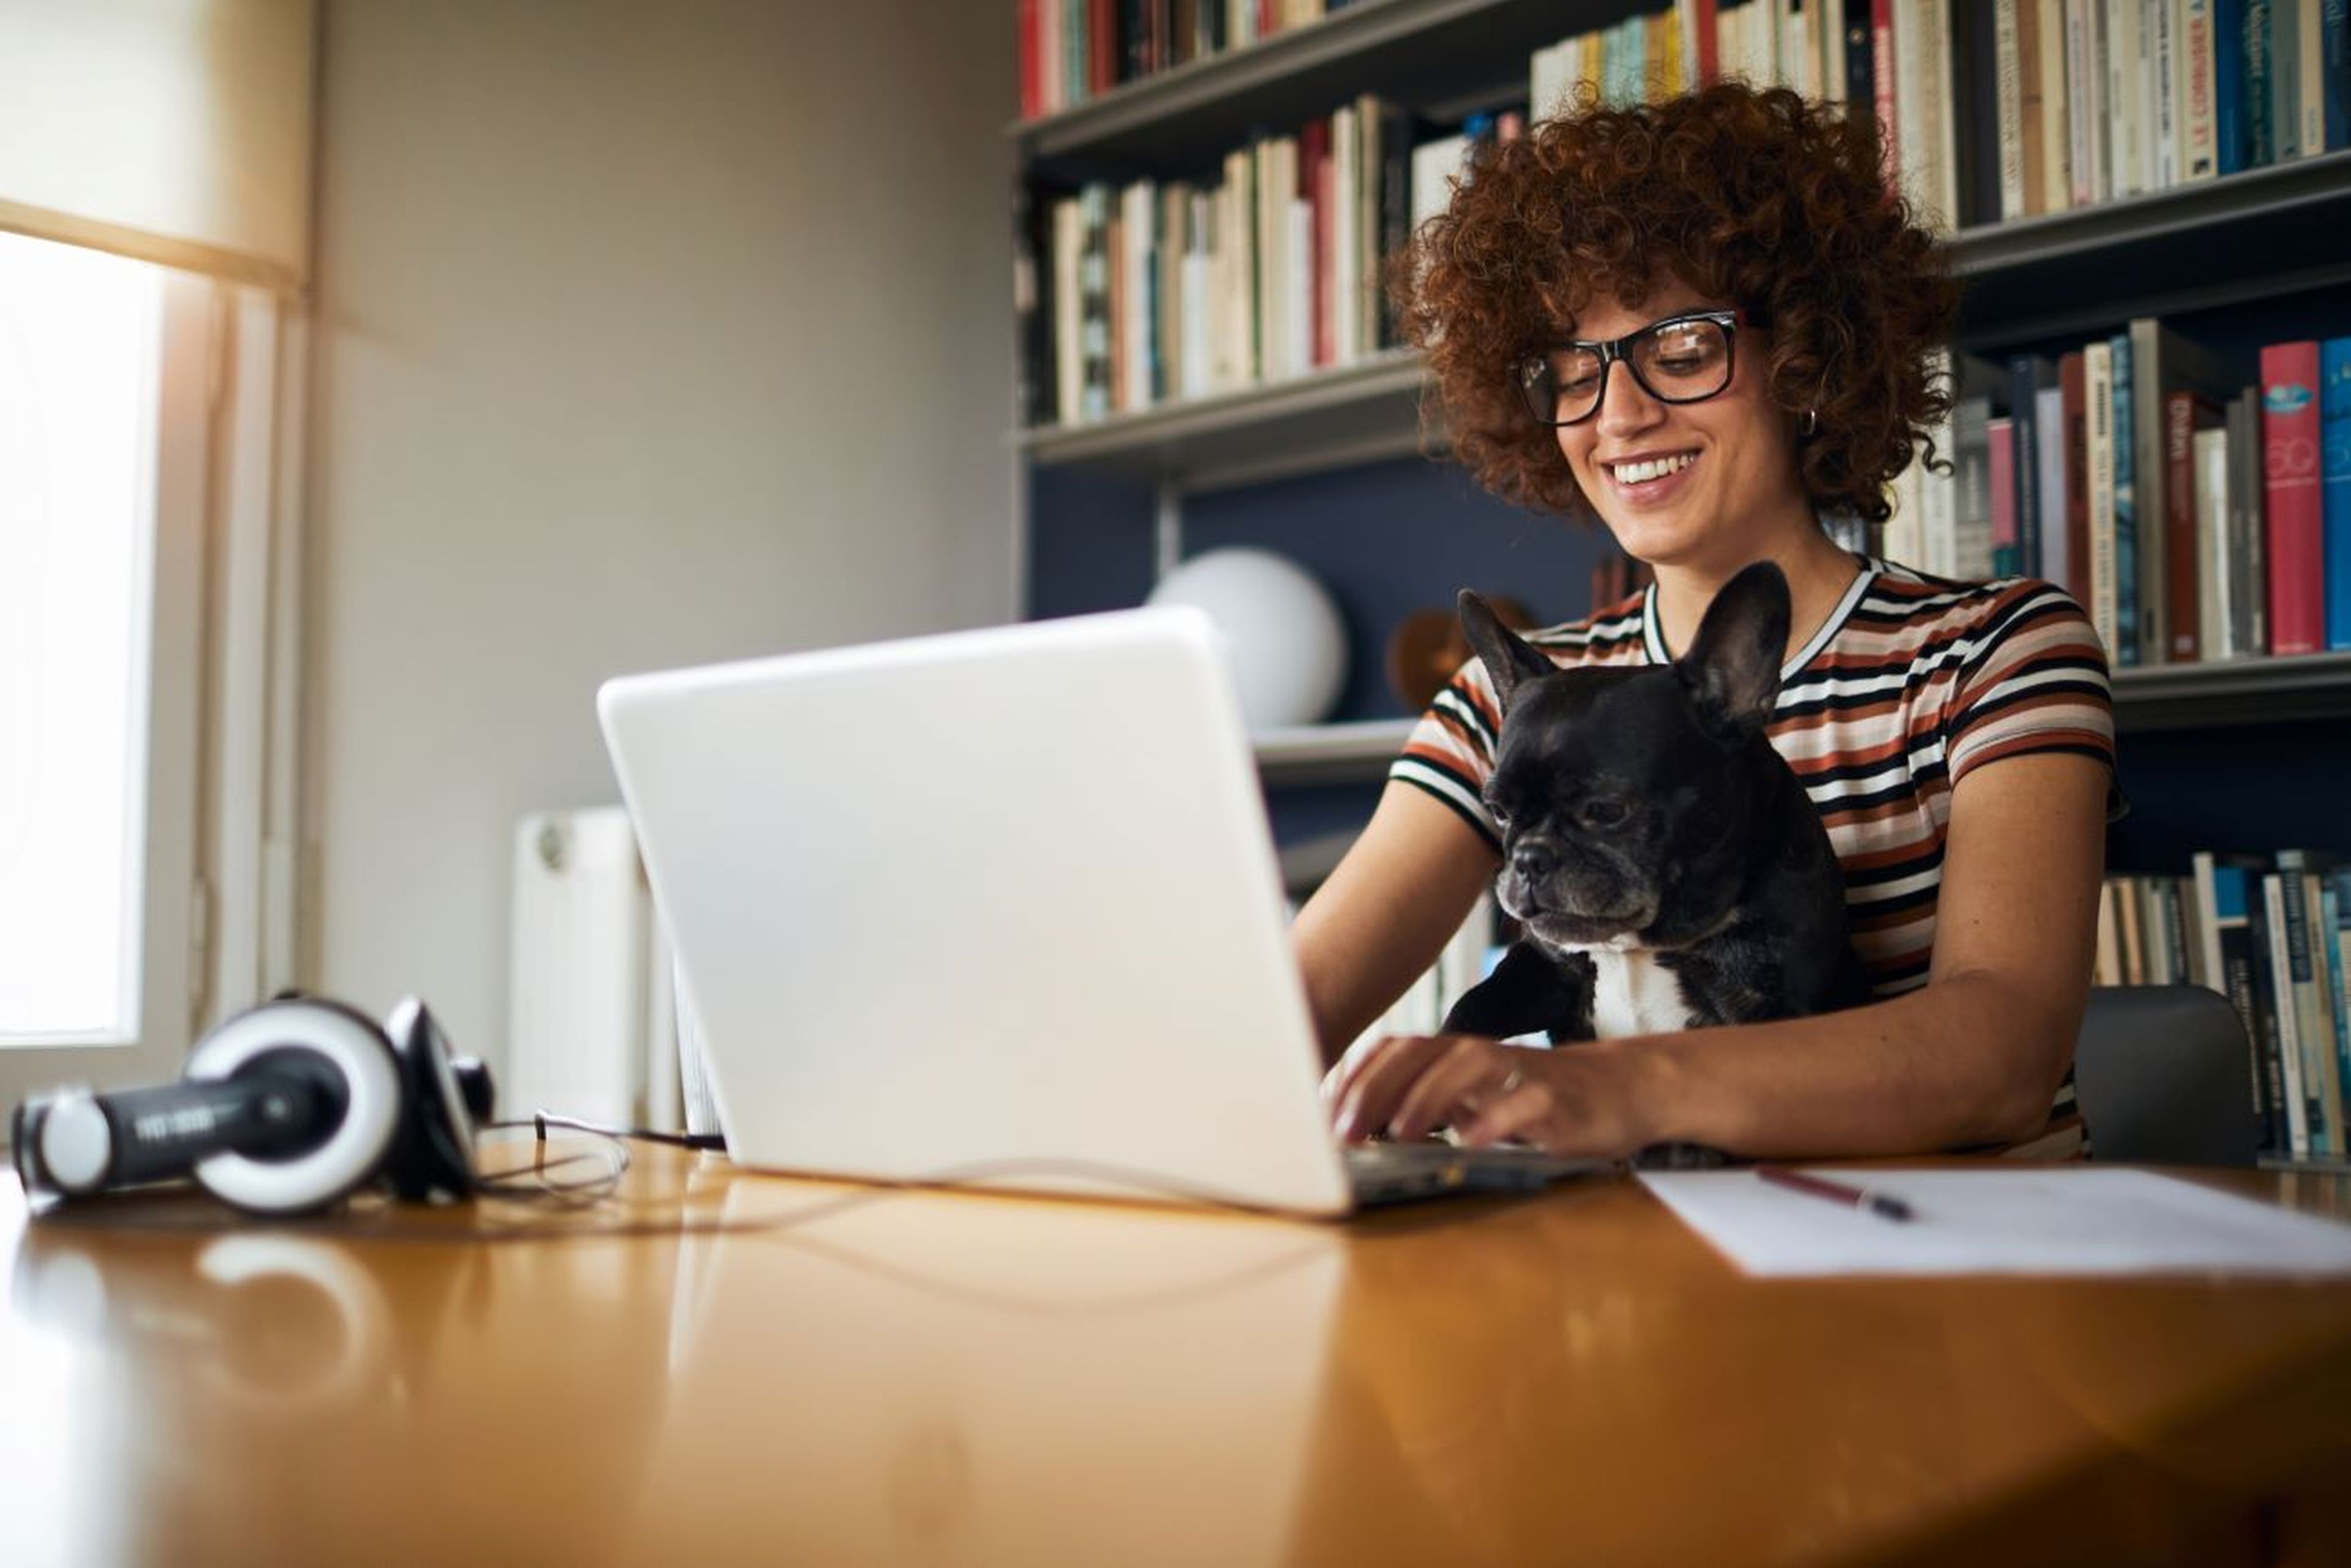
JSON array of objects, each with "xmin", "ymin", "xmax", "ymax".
[{"xmin": 1321, "ymin": 1032, "xmax": 1669, "ymax": 1160}]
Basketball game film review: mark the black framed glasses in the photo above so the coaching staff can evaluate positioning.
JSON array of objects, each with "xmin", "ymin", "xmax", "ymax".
[{"xmin": 1513, "ymin": 309, "xmax": 1744, "ymax": 427}]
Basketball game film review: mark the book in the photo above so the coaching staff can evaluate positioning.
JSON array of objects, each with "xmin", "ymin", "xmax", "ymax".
[
  {"xmin": 2261, "ymin": 339, "xmax": 2325, "ymax": 654},
  {"xmin": 2216, "ymin": 0, "xmax": 2251, "ymax": 173},
  {"xmin": 2194, "ymin": 422, "xmax": 2234, "ymax": 656},
  {"xmin": 2131, "ymin": 318, "xmax": 2240, "ymax": 664},
  {"xmin": 2061, "ymin": 348, "xmax": 2091, "ymax": 604},
  {"xmin": 2328, "ymin": 0, "xmax": 2350, "ymax": 150},
  {"xmin": 2226, "ymin": 385, "xmax": 2270, "ymax": 655},
  {"xmin": 2323, "ymin": 334, "xmax": 2351, "ymax": 648},
  {"xmin": 1989, "ymin": 416, "xmax": 2019, "ymax": 576},
  {"xmin": 2252, "ymin": 869, "xmax": 2312, "ymax": 1155},
  {"xmin": 2008, "ymin": 354, "xmax": 2058, "ymax": 577},
  {"xmin": 2165, "ymin": 388, "xmax": 2222, "ymax": 660},
  {"xmin": 2108, "ymin": 0, "xmax": 2148, "ymax": 198},
  {"xmin": 2278, "ymin": 850, "xmax": 2347, "ymax": 1157},
  {"xmin": 2183, "ymin": 0, "xmax": 2221, "ymax": 181},
  {"xmin": 2196, "ymin": 854, "xmax": 2280, "ymax": 1150},
  {"xmin": 2036, "ymin": 383, "xmax": 2068, "ymax": 584},
  {"xmin": 2109, "ymin": 332, "xmax": 2139, "ymax": 663}
]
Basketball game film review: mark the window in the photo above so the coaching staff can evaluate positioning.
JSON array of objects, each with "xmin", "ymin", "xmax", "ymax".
[{"xmin": 0, "ymin": 229, "xmax": 211, "ymax": 1101}]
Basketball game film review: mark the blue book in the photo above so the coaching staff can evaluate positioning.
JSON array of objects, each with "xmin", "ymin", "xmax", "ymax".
[
  {"xmin": 2218, "ymin": 0, "xmax": 2251, "ymax": 172},
  {"xmin": 2111, "ymin": 332, "xmax": 2139, "ymax": 665},
  {"xmin": 2008, "ymin": 355, "xmax": 2058, "ymax": 584},
  {"xmin": 2326, "ymin": 336, "xmax": 2351, "ymax": 648},
  {"xmin": 2247, "ymin": 0, "xmax": 2276, "ymax": 168}
]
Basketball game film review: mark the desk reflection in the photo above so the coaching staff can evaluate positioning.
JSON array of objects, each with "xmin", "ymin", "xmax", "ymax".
[
  {"xmin": 2, "ymin": 1182, "xmax": 678, "ymax": 1568},
  {"xmin": 626, "ymin": 1178, "xmax": 1346, "ymax": 1566}
]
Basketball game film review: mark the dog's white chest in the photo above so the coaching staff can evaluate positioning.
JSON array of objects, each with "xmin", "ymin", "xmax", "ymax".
[{"xmin": 1586, "ymin": 947, "xmax": 1697, "ymax": 1037}]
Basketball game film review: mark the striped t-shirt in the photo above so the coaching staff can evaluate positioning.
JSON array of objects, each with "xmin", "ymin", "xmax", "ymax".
[{"xmin": 1392, "ymin": 557, "xmax": 2118, "ymax": 1158}]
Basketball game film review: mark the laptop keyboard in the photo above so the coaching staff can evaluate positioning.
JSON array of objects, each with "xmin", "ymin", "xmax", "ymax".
[{"xmin": 1343, "ymin": 1138, "xmax": 1599, "ymax": 1204}]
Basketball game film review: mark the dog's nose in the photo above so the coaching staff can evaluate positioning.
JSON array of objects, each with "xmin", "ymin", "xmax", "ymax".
[{"xmin": 1510, "ymin": 841, "xmax": 1559, "ymax": 883}]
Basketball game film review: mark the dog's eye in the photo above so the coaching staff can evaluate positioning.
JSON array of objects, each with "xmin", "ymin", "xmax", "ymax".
[
  {"xmin": 1484, "ymin": 798, "xmax": 1513, "ymax": 829},
  {"xmin": 1578, "ymin": 798, "xmax": 1629, "ymax": 830}
]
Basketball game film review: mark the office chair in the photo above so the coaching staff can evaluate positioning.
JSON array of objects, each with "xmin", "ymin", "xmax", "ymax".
[{"xmin": 2070, "ymin": 985, "xmax": 2263, "ymax": 1167}]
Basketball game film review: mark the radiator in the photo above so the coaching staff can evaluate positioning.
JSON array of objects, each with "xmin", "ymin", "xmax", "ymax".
[{"xmin": 506, "ymin": 807, "xmax": 684, "ymax": 1129}]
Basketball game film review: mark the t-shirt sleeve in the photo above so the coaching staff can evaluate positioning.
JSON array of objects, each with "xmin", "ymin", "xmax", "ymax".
[
  {"xmin": 1387, "ymin": 655, "xmax": 1505, "ymax": 850},
  {"xmin": 1941, "ymin": 579, "xmax": 2123, "ymax": 817}
]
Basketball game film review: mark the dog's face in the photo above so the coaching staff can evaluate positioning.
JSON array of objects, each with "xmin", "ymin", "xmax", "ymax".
[{"xmin": 1462, "ymin": 562, "xmax": 1791, "ymax": 952}]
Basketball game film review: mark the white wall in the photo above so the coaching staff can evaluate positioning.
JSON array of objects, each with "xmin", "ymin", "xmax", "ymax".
[{"xmin": 304, "ymin": 0, "xmax": 1015, "ymax": 1065}]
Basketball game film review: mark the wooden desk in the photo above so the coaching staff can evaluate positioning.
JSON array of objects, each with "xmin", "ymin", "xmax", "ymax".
[{"xmin": 2, "ymin": 1150, "xmax": 2347, "ymax": 1567}]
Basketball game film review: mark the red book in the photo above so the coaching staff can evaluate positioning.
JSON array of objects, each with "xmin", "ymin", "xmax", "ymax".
[
  {"xmin": 1019, "ymin": 0, "xmax": 1040, "ymax": 120},
  {"xmin": 2164, "ymin": 388, "xmax": 2216, "ymax": 661},
  {"xmin": 1089, "ymin": 0, "xmax": 1116, "ymax": 97},
  {"xmin": 2060, "ymin": 350, "xmax": 2089, "ymax": 602},
  {"xmin": 1302, "ymin": 117, "xmax": 1330, "ymax": 370},
  {"xmin": 1693, "ymin": 0, "xmax": 1721, "ymax": 84},
  {"xmin": 2262, "ymin": 339, "xmax": 2326, "ymax": 655}
]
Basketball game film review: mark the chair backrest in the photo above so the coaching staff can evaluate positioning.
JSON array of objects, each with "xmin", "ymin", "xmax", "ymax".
[{"xmin": 2071, "ymin": 985, "xmax": 2262, "ymax": 1167}]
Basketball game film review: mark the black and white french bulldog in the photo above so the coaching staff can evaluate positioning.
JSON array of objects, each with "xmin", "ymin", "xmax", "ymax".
[{"xmin": 1440, "ymin": 560, "xmax": 1872, "ymax": 1044}]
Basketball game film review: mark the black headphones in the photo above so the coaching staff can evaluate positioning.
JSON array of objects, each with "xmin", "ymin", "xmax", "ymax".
[{"xmin": 11, "ymin": 994, "xmax": 493, "ymax": 1217}]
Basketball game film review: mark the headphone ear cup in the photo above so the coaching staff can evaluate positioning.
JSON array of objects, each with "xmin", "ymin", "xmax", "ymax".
[
  {"xmin": 184, "ymin": 997, "xmax": 405, "ymax": 1216},
  {"xmin": 381, "ymin": 998, "xmax": 487, "ymax": 1202}
]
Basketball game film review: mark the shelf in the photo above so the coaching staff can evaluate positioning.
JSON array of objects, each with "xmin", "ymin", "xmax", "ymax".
[
  {"xmin": 1016, "ymin": 348, "xmax": 1431, "ymax": 491},
  {"xmin": 2111, "ymin": 650, "xmax": 2351, "ymax": 732},
  {"xmin": 1017, "ymin": 154, "xmax": 2351, "ymax": 491},
  {"xmin": 1251, "ymin": 655, "xmax": 2351, "ymax": 784},
  {"xmin": 1952, "ymin": 150, "xmax": 2351, "ymax": 349},
  {"xmin": 1011, "ymin": 0, "xmax": 1611, "ymax": 176},
  {"xmin": 1253, "ymin": 717, "xmax": 1415, "ymax": 786}
]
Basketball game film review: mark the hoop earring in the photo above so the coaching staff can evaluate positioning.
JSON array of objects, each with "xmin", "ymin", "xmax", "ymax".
[{"xmin": 1796, "ymin": 406, "xmax": 1820, "ymax": 440}]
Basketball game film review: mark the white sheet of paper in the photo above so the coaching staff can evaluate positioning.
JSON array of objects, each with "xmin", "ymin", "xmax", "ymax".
[{"xmin": 1638, "ymin": 1168, "xmax": 2351, "ymax": 1278}]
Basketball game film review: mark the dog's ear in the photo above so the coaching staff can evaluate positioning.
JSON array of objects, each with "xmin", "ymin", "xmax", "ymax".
[
  {"xmin": 1675, "ymin": 561, "xmax": 1789, "ymax": 740},
  {"xmin": 1458, "ymin": 589, "xmax": 1554, "ymax": 711}
]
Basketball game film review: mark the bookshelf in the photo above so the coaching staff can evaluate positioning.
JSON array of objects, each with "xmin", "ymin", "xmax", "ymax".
[{"xmin": 1011, "ymin": 4, "xmax": 2351, "ymax": 762}]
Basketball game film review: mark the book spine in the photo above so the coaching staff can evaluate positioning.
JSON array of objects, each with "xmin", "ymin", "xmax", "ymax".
[
  {"xmin": 2330, "ymin": 871, "xmax": 2351, "ymax": 1118},
  {"xmin": 2262, "ymin": 338, "xmax": 2325, "ymax": 654},
  {"xmin": 2016, "ymin": 0, "xmax": 2047, "ymax": 213},
  {"xmin": 2328, "ymin": 0, "xmax": 2350, "ymax": 149},
  {"xmin": 2246, "ymin": 0, "xmax": 2276, "ymax": 166},
  {"xmin": 2256, "ymin": 872, "xmax": 2312, "ymax": 1156},
  {"xmin": 2300, "ymin": 868, "xmax": 2350, "ymax": 1153},
  {"xmin": 2300, "ymin": 0, "xmax": 2327, "ymax": 152},
  {"xmin": 1845, "ymin": 4, "xmax": 1876, "ymax": 119},
  {"xmin": 2159, "ymin": 0, "xmax": 2184, "ymax": 186},
  {"xmin": 2108, "ymin": 0, "xmax": 2145, "ymax": 197},
  {"xmin": 2165, "ymin": 389, "xmax": 2204, "ymax": 659},
  {"xmin": 2323, "ymin": 334, "xmax": 2351, "ymax": 649},
  {"xmin": 2279, "ymin": 863, "xmax": 2340, "ymax": 1157},
  {"xmin": 2037, "ymin": 384, "xmax": 2069, "ymax": 582},
  {"xmin": 2087, "ymin": 340, "xmax": 2119, "ymax": 658},
  {"xmin": 1875, "ymin": 0, "xmax": 1902, "ymax": 199},
  {"xmin": 2184, "ymin": 0, "xmax": 2220, "ymax": 178},
  {"xmin": 2216, "ymin": 0, "xmax": 2250, "ymax": 171},
  {"xmin": 1990, "ymin": 416, "xmax": 2020, "ymax": 576},
  {"xmin": 2009, "ymin": 356, "xmax": 2046, "ymax": 575},
  {"xmin": 2195, "ymin": 424, "xmax": 2233, "ymax": 656},
  {"xmin": 2111, "ymin": 331, "xmax": 2139, "ymax": 664},
  {"xmin": 2227, "ymin": 387, "xmax": 2267, "ymax": 653},
  {"xmin": 2209, "ymin": 867, "xmax": 2277, "ymax": 1150},
  {"xmin": 2061, "ymin": 348, "xmax": 2091, "ymax": 602}
]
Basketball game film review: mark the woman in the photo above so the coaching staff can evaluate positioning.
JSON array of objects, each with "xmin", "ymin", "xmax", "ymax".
[{"xmin": 1299, "ymin": 83, "xmax": 2116, "ymax": 1162}]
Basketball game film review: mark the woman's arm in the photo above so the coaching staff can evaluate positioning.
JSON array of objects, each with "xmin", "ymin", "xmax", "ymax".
[
  {"xmin": 1291, "ymin": 783, "xmax": 1502, "ymax": 1066},
  {"xmin": 1325, "ymin": 751, "xmax": 2110, "ymax": 1157}
]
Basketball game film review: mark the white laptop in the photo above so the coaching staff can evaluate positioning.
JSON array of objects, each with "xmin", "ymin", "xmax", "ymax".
[{"xmin": 596, "ymin": 606, "xmax": 1597, "ymax": 1216}]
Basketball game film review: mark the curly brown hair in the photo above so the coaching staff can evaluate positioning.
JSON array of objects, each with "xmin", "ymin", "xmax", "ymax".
[{"xmin": 1392, "ymin": 83, "xmax": 1960, "ymax": 527}]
